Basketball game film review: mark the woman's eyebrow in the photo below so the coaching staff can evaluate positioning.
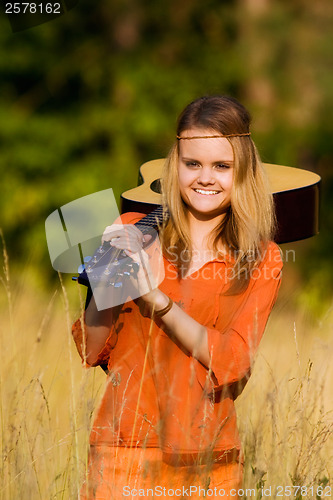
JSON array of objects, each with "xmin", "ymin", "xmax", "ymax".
[{"xmin": 181, "ymin": 156, "xmax": 234, "ymax": 164}]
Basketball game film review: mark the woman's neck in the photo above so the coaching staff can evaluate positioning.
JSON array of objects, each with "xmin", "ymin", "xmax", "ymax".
[{"xmin": 188, "ymin": 213, "xmax": 225, "ymax": 251}]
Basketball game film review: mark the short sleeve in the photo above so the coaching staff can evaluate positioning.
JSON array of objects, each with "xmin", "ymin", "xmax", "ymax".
[
  {"xmin": 71, "ymin": 313, "xmax": 116, "ymax": 368},
  {"xmin": 205, "ymin": 242, "xmax": 283, "ymax": 389}
]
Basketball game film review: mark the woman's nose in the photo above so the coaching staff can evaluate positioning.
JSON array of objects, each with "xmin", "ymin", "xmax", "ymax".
[{"xmin": 197, "ymin": 167, "xmax": 215, "ymax": 184}]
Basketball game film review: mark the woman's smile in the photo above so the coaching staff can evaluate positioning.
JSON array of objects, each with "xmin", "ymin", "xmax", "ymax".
[
  {"xmin": 178, "ymin": 128, "xmax": 234, "ymax": 221},
  {"xmin": 193, "ymin": 188, "xmax": 221, "ymax": 195}
]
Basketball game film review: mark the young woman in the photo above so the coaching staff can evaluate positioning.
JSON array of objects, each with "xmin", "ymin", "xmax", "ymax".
[{"xmin": 72, "ymin": 95, "xmax": 283, "ymax": 499}]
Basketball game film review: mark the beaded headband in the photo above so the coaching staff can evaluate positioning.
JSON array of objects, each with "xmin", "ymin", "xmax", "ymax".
[{"xmin": 176, "ymin": 132, "xmax": 251, "ymax": 140}]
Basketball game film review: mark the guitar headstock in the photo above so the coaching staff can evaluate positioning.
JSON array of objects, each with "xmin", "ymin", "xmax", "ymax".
[{"xmin": 74, "ymin": 241, "xmax": 140, "ymax": 288}]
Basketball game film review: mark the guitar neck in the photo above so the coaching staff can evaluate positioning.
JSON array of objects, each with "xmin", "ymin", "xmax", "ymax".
[{"xmin": 134, "ymin": 205, "xmax": 166, "ymax": 234}]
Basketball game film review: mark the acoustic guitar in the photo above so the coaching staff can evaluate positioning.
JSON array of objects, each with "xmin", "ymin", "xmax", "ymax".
[
  {"xmin": 121, "ymin": 159, "xmax": 321, "ymax": 245},
  {"xmin": 74, "ymin": 159, "xmax": 320, "ymax": 290}
]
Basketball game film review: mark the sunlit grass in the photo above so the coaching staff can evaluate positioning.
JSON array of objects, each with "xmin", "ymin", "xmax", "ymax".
[
  {"xmin": 237, "ymin": 301, "xmax": 333, "ymax": 497},
  {"xmin": 0, "ymin": 234, "xmax": 105, "ymax": 499},
  {"xmin": 0, "ymin": 238, "xmax": 332, "ymax": 499}
]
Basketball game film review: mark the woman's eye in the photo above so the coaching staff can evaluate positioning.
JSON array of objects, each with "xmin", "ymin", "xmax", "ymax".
[
  {"xmin": 185, "ymin": 161, "xmax": 200, "ymax": 168},
  {"xmin": 215, "ymin": 163, "xmax": 230, "ymax": 170}
]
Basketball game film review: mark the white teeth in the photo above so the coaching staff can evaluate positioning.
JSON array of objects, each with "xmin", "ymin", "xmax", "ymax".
[{"xmin": 194, "ymin": 189, "xmax": 220, "ymax": 195}]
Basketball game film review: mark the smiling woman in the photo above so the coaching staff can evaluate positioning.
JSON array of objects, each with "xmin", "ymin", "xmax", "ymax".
[
  {"xmin": 72, "ymin": 95, "xmax": 282, "ymax": 499},
  {"xmin": 162, "ymin": 96, "xmax": 274, "ymax": 285}
]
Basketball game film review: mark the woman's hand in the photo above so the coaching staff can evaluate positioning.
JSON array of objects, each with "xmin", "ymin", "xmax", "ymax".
[
  {"xmin": 102, "ymin": 223, "xmax": 150, "ymax": 255},
  {"xmin": 102, "ymin": 224, "xmax": 163, "ymax": 305}
]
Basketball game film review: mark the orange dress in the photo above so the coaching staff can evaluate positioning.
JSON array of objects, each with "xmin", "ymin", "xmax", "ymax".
[{"xmin": 72, "ymin": 212, "xmax": 283, "ymax": 499}]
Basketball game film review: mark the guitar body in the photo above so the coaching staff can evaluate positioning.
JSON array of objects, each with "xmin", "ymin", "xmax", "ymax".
[{"xmin": 121, "ymin": 159, "xmax": 321, "ymax": 244}]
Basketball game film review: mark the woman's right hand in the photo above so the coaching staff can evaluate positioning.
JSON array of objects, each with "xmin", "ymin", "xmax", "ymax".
[
  {"xmin": 102, "ymin": 223, "xmax": 149, "ymax": 255},
  {"xmin": 102, "ymin": 223, "xmax": 157, "ymax": 299}
]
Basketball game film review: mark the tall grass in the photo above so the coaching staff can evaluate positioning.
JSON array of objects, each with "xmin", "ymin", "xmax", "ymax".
[
  {"xmin": 0, "ymin": 235, "xmax": 105, "ymax": 499},
  {"xmin": 0, "ymin": 236, "xmax": 332, "ymax": 499},
  {"xmin": 237, "ymin": 303, "xmax": 333, "ymax": 497}
]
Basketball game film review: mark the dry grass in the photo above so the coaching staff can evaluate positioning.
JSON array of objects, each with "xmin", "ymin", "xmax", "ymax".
[
  {"xmin": 237, "ymin": 302, "xmax": 333, "ymax": 497},
  {"xmin": 0, "ymin": 237, "xmax": 332, "ymax": 499}
]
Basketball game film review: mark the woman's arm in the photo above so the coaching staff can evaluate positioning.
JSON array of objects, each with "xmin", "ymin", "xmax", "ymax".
[
  {"xmin": 73, "ymin": 270, "xmax": 210, "ymax": 368},
  {"xmin": 73, "ymin": 218, "xmax": 150, "ymax": 366},
  {"xmin": 103, "ymin": 224, "xmax": 211, "ymax": 367},
  {"xmin": 83, "ymin": 296, "xmax": 114, "ymax": 366},
  {"xmin": 141, "ymin": 289, "xmax": 211, "ymax": 368}
]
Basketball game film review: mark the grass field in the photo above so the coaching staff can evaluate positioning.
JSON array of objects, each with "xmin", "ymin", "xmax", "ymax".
[{"xmin": 0, "ymin": 242, "xmax": 332, "ymax": 499}]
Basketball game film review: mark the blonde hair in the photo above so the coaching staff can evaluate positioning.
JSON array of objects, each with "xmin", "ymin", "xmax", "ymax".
[{"xmin": 160, "ymin": 95, "xmax": 276, "ymax": 292}]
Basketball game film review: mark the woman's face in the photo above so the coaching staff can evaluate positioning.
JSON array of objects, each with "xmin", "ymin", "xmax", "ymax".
[{"xmin": 178, "ymin": 128, "xmax": 234, "ymax": 222}]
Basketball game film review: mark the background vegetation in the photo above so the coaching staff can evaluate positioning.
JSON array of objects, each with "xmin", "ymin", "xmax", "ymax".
[{"xmin": 0, "ymin": 0, "xmax": 332, "ymax": 498}]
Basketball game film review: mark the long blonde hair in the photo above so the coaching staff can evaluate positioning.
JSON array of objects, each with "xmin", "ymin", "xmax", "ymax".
[{"xmin": 160, "ymin": 95, "xmax": 276, "ymax": 292}]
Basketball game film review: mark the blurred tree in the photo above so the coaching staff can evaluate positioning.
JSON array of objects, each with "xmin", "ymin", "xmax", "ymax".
[{"xmin": 0, "ymin": 0, "xmax": 332, "ymax": 300}]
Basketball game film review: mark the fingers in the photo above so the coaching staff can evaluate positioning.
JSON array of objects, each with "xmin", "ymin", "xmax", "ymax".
[
  {"xmin": 128, "ymin": 248, "xmax": 158, "ymax": 295},
  {"xmin": 101, "ymin": 224, "xmax": 146, "ymax": 255},
  {"xmin": 143, "ymin": 234, "xmax": 152, "ymax": 244},
  {"xmin": 105, "ymin": 227, "xmax": 155, "ymax": 292},
  {"xmin": 102, "ymin": 224, "xmax": 140, "ymax": 242}
]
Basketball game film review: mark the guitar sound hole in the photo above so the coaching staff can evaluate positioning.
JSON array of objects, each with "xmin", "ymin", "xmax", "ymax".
[{"xmin": 150, "ymin": 179, "xmax": 162, "ymax": 194}]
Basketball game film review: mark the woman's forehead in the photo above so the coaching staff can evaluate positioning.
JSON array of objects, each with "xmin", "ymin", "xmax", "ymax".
[{"xmin": 178, "ymin": 129, "xmax": 234, "ymax": 161}]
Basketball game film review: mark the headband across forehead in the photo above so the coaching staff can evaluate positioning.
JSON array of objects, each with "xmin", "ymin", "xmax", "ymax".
[{"xmin": 176, "ymin": 132, "xmax": 251, "ymax": 140}]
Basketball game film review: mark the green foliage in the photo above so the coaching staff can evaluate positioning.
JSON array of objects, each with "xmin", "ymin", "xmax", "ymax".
[{"xmin": 0, "ymin": 0, "xmax": 332, "ymax": 289}]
